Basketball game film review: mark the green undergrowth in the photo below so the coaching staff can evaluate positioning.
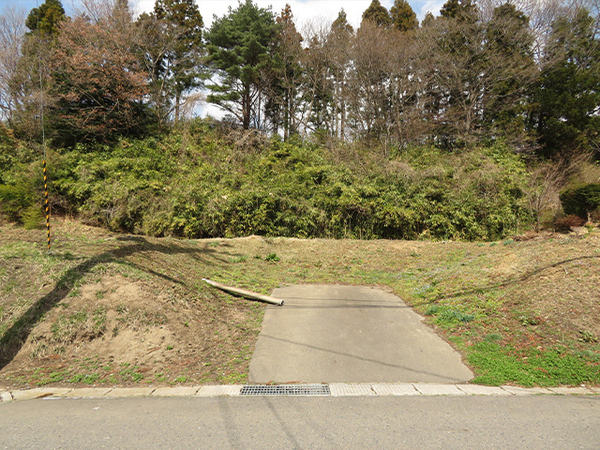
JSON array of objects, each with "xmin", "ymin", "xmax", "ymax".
[
  {"xmin": 3, "ymin": 119, "xmax": 533, "ymax": 241},
  {"xmin": 468, "ymin": 342, "xmax": 600, "ymax": 387}
]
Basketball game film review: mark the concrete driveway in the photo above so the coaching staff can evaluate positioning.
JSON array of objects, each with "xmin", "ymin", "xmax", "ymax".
[{"xmin": 248, "ymin": 285, "xmax": 474, "ymax": 384}]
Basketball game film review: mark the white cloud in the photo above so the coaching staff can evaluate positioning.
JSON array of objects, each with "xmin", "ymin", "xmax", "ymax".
[{"xmin": 418, "ymin": 0, "xmax": 445, "ymax": 18}]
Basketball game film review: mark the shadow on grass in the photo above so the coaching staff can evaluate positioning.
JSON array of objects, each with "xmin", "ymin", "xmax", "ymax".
[
  {"xmin": 423, "ymin": 255, "xmax": 600, "ymax": 304},
  {"xmin": 0, "ymin": 236, "xmax": 226, "ymax": 371}
]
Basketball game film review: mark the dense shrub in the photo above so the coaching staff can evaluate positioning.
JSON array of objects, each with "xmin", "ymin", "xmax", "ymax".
[
  {"xmin": 0, "ymin": 165, "xmax": 43, "ymax": 225},
  {"xmin": 553, "ymin": 214, "xmax": 585, "ymax": 232},
  {"xmin": 5, "ymin": 121, "xmax": 535, "ymax": 240},
  {"xmin": 560, "ymin": 183, "xmax": 600, "ymax": 220}
]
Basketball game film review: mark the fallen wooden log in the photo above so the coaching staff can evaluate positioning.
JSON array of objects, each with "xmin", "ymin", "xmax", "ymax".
[{"xmin": 202, "ymin": 278, "xmax": 284, "ymax": 306}]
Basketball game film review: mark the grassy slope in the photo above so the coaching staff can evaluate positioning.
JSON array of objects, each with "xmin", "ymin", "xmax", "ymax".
[{"xmin": 1, "ymin": 220, "xmax": 599, "ymax": 388}]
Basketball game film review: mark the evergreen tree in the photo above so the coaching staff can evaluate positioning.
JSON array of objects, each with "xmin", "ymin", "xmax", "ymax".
[
  {"xmin": 25, "ymin": 0, "xmax": 66, "ymax": 37},
  {"xmin": 483, "ymin": 3, "xmax": 536, "ymax": 143},
  {"xmin": 390, "ymin": 0, "xmax": 418, "ymax": 32},
  {"xmin": 419, "ymin": 0, "xmax": 484, "ymax": 144},
  {"xmin": 206, "ymin": 0, "xmax": 278, "ymax": 129},
  {"xmin": 421, "ymin": 12, "xmax": 435, "ymax": 27},
  {"xmin": 361, "ymin": 0, "xmax": 392, "ymax": 28},
  {"xmin": 146, "ymin": 0, "xmax": 204, "ymax": 124},
  {"xmin": 440, "ymin": 0, "xmax": 477, "ymax": 22},
  {"xmin": 328, "ymin": 9, "xmax": 354, "ymax": 141},
  {"xmin": 332, "ymin": 9, "xmax": 354, "ymax": 35},
  {"xmin": 533, "ymin": 8, "xmax": 600, "ymax": 158}
]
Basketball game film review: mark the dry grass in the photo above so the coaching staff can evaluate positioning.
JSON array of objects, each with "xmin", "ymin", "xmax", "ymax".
[{"xmin": 1, "ymin": 218, "xmax": 599, "ymax": 388}]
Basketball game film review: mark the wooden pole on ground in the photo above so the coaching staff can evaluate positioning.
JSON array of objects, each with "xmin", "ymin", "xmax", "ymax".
[{"xmin": 202, "ymin": 279, "xmax": 284, "ymax": 306}]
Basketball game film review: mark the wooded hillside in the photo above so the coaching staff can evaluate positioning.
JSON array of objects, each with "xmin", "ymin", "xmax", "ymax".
[{"xmin": 1, "ymin": 0, "xmax": 599, "ymax": 239}]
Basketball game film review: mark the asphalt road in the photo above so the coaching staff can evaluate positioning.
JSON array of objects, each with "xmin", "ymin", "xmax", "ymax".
[{"xmin": 1, "ymin": 395, "xmax": 599, "ymax": 449}]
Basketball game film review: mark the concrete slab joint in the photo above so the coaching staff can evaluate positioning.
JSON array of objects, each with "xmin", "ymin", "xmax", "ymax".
[{"xmin": 1, "ymin": 384, "xmax": 599, "ymax": 400}]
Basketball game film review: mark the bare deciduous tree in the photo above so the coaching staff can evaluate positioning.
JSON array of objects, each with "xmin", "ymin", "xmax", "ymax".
[
  {"xmin": 0, "ymin": 7, "xmax": 26, "ymax": 122},
  {"xmin": 48, "ymin": 0, "xmax": 149, "ymax": 145}
]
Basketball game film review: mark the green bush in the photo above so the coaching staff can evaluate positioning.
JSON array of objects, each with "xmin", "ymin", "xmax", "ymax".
[
  {"xmin": 560, "ymin": 183, "xmax": 600, "ymax": 220},
  {"xmin": 22, "ymin": 204, "xmax": 44, "ymax": 230},
  {"xmin": 0, "ymin": 177, "xmax": 39, "ymax": 223},
  {"xmin": 0, "ymin": 125, "xmax": 17, "ymax": 183},
  {"xmin": 4, "ymin": 121, "xmax": 535, "ymax": 240}
]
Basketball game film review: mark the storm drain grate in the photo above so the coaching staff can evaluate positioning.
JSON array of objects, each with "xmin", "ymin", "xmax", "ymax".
[{"xmin": 240, "ymin": 384, "xmax": 330, "ymax": 396}]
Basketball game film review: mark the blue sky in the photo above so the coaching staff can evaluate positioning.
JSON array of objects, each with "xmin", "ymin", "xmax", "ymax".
[{"xmin": 0, "ymin": 0, "xmax": 444, "ymax": 28}]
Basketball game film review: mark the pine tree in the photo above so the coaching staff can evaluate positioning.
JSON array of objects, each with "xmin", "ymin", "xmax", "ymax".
[
  {"xmin": 328, "ymin": 9, "xmax": 354, "ymax": 141},
  {"xmin": 533, "ymin": 8, "xmax": 600, "ymax": 158},
  {"xmin": 390, "ymin": 0, "xmax": 418, "ymax": 32},
  {"xmin": 332, "ymin": 9, "xmax": 354, "ymax": 35},
  {"xmin": 361, "ymin": 0, "xmax": 391, "ymax": 28},
  {"xmin": 25, "ymin": 0, "xmax": 66, "ymax": 37},
  {"xmin": 421, "ymin": 12, "xmax": 435, "ymax": 27},
  {"xmin": 206, "ymin": 0, "xmax": 278, "ymax": 129},
  {"xmin": 483, "ymin": 3, "xmax": 536, "ymax": 144},
  {"xmin": 440, "ymin": 0, "xmax": 477, "ymax": 22},
  {"xmin": 151, "ymin": 0, "xmax": 204, "ymax": 124}
]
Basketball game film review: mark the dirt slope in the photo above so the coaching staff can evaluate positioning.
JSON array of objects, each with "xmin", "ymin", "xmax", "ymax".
[{"xmin": 1, "ymin": 219, "xmax": 598, "ymax": 388}]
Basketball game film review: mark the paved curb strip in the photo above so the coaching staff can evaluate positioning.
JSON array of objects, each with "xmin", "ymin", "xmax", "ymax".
[
  {"xmin": 457, "ymin": 385, "xmax": 511, "ymax": 396},
  {"xmin": 330, "ymin": 383, "xmax": 376, "ymax": 396},
  {"xmin": 63, "ymin": 388, "xmax": 113, "ymax": 398},
  {"xmin": 548, "ymin": 387, "xmax": 594, "ymax": 395},
  {"xmin": 152, "ymin": 387, "xmax": 200, "ymax": 397},
  {"xmin": 414, "ymin": 384, "xmax": 466, "ymax": 396},
  {"xmin": 371, "ymin": 384, "xmax": 420, "ymax": 396},
  {"xmin": 1, "ymin": 385, "xmax": 598, "ymax": 402},
  {"xmin": 196, "ymin": 385, "xmax": 243, "ymax": 397},
  {"xmin": 104, "ymin": 388, "xmax": 156, "ymax": 398},
  {"xmin": 9, "ymin": 388, "xmax": 73, "ymax": 401},
  {"xmin": 500, "ymin": 386, "xmax": 554, "ymax": 396}
]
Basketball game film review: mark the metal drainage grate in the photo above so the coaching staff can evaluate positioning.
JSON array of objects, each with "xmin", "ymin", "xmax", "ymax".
[{"xmin": 240, "ymin": 384, "xmax": 330, "ymax": 396}]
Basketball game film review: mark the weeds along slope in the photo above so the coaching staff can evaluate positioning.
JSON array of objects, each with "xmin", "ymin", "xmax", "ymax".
[
  {"xmin": 2, "ymin": 120, "xmax": 533, "ymax": 241},
  {"xmin": 0, "ymin": 222, "xmax": 599, "ymax": 388}
]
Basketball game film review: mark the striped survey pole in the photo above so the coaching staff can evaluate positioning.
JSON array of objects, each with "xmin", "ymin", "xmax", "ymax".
[{"xmin": 43, "ymin": 158, "xmax": 50, "ymax": 251}]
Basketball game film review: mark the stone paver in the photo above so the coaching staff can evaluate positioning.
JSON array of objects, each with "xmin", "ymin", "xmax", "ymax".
[
  {"xmin": 10, "ymin": 388, "xmax": 73, "ymax": 401},
  {"xmin": 196, "ymin": 385, "xmax": 243, "ymax": 397},
  {"xmin": 371, "ymin": 384, "xmax": 419, "ymax": 396},
  {"xmin": 329, "ymin": 383, "xmax": 375, "ymax": 396},
  {"xmin": 501, "ymin": 386, "xmax": 554, "ymax": 396},
  {"xmin": 104, "ymin": 388, "xmax": 156, "ymax": 398},
  {"xmin": 413, "ymin": 384, "xmax": 467, "ymax": 396},
  {"xmin": 457, "ymin": 385, "xmax": 512, "ymax": 396},
  {"xmin": 152, "ymin": 387, "xmax": 200, "ymax": 397},
  {"xmin": 63, "ymin": 388, "xmax": 113, "ymax": 398}
]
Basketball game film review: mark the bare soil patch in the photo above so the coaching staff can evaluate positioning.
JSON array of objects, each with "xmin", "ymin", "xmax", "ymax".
[{"xmin": 1, "ymin": 219, "xmax": 599, "ymax": 388}]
